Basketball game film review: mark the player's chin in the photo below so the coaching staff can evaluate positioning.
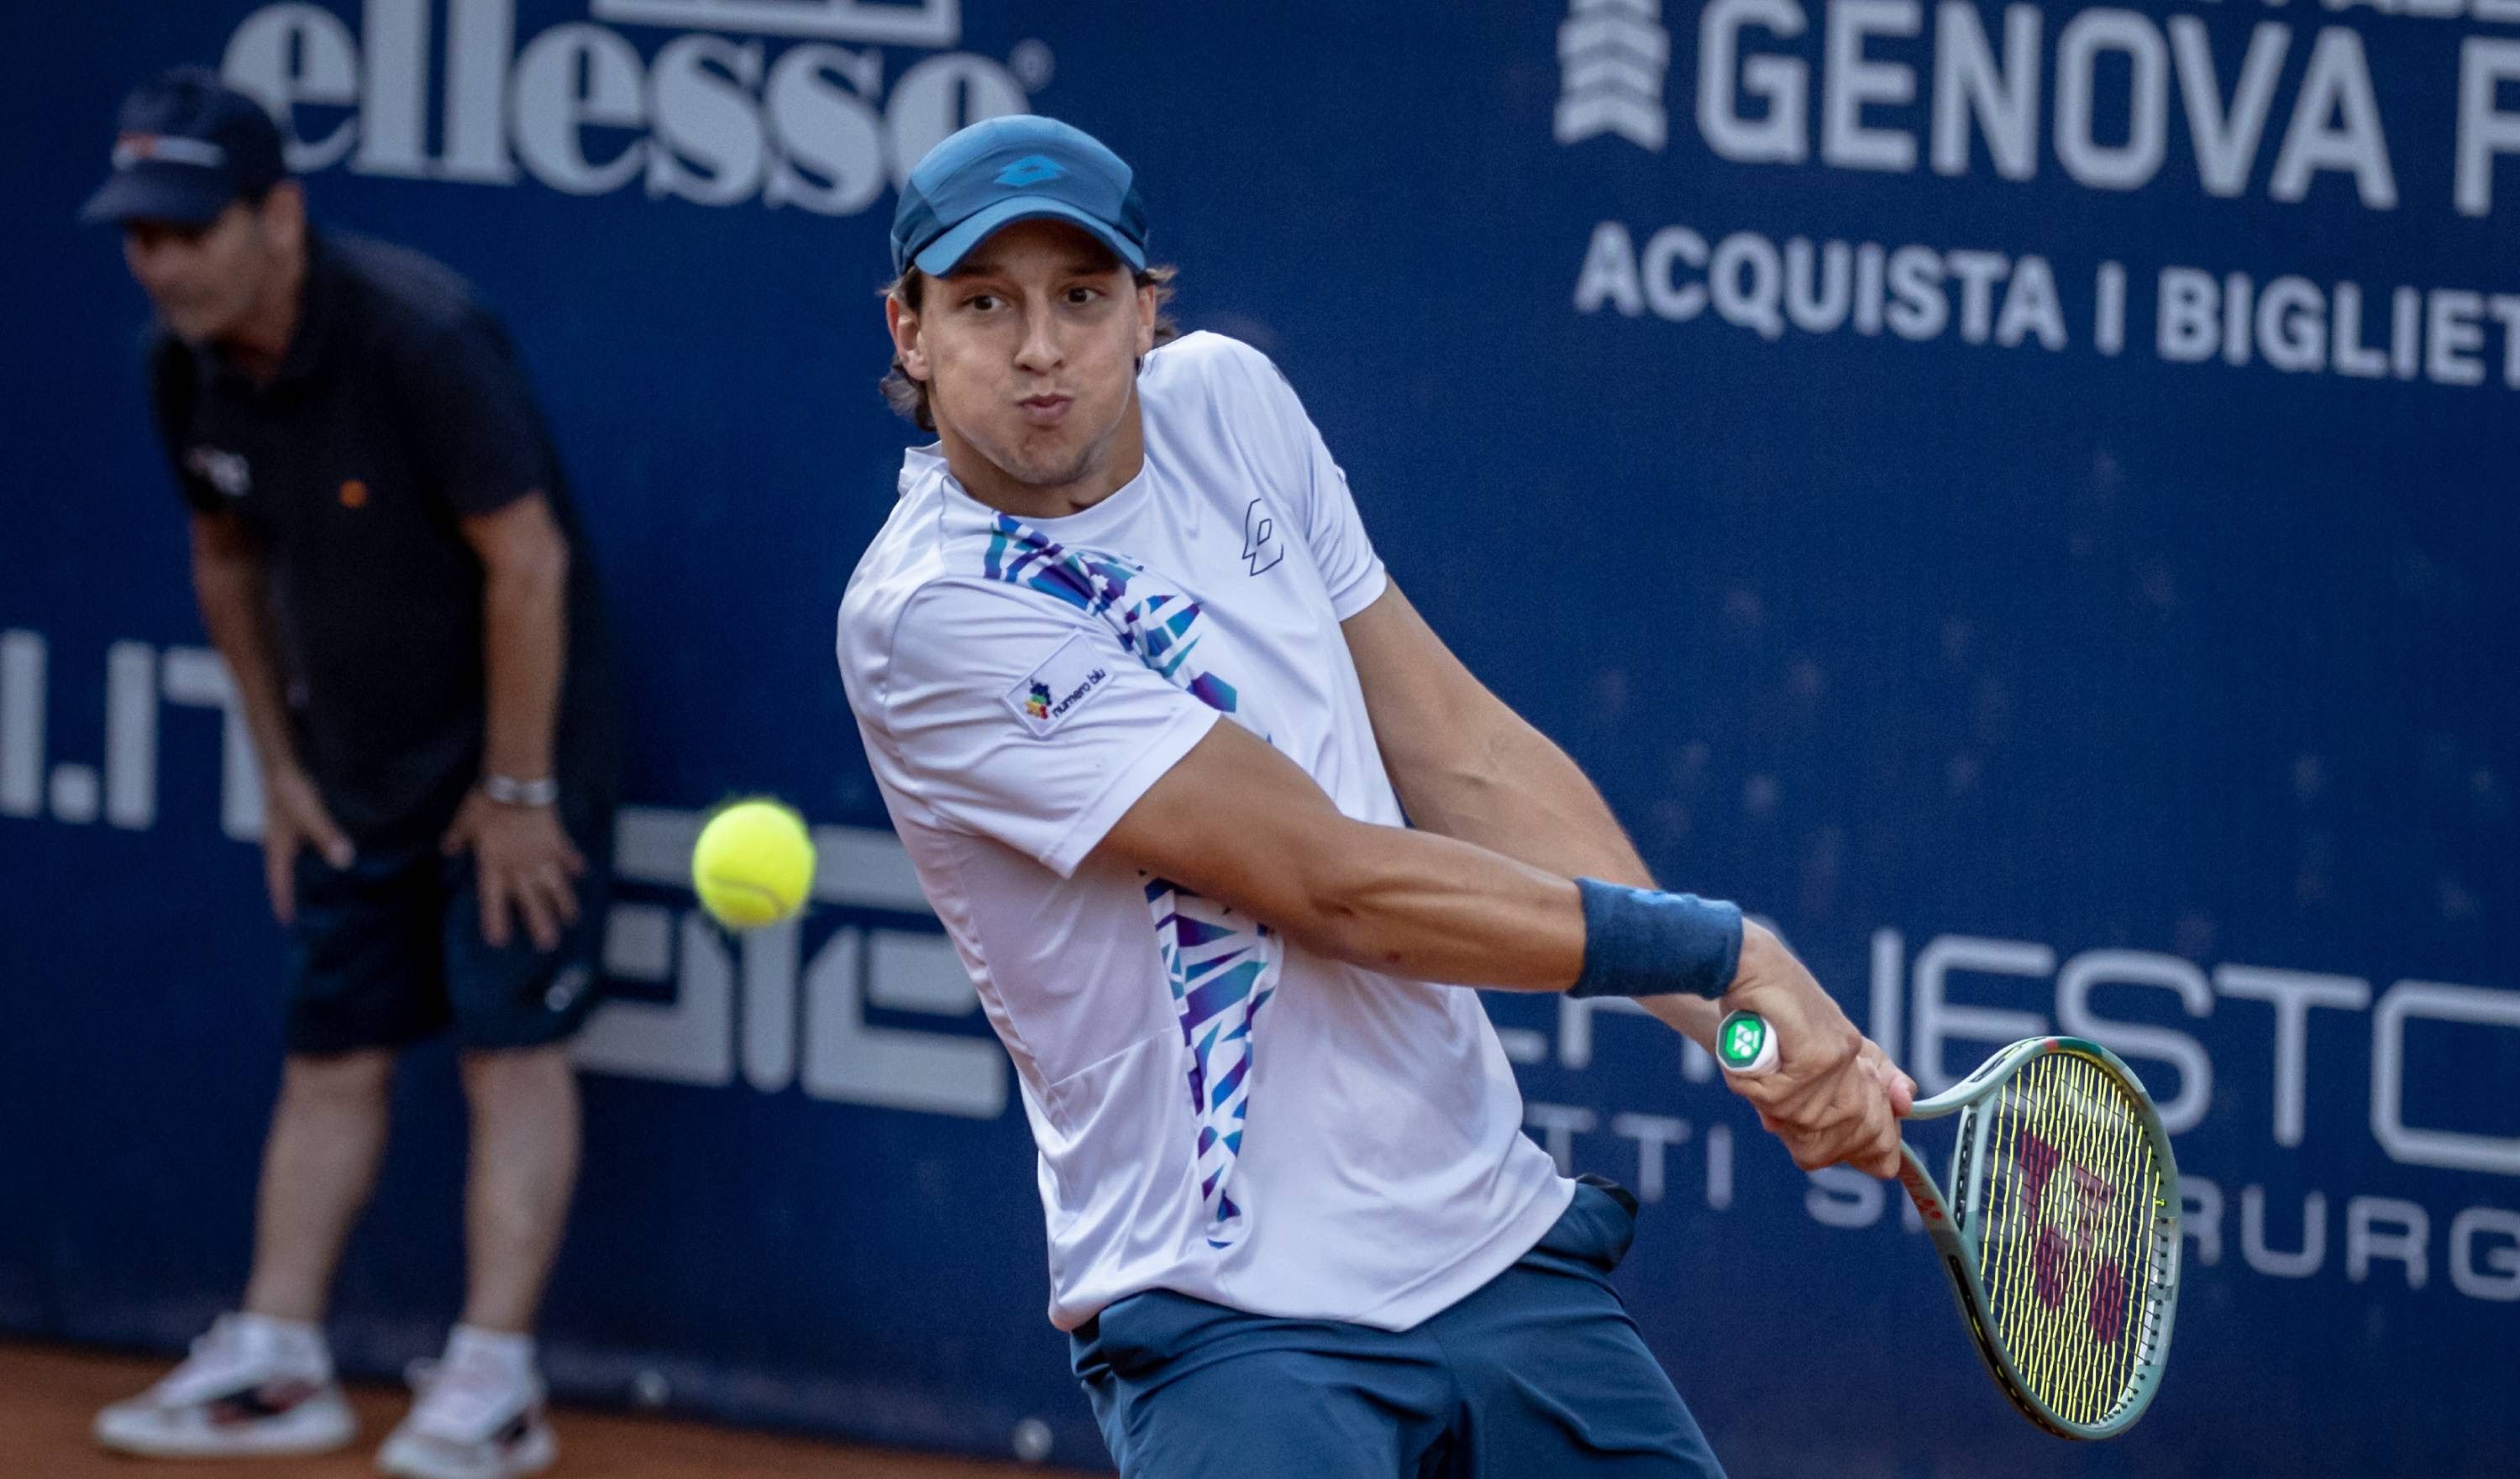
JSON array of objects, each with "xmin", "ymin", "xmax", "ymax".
[{"xmin": 997, "ymin": 433, "xmax": 1097, "ymax": 487}]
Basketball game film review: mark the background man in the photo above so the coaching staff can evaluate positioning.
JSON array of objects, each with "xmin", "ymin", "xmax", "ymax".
[
  {"xmin": 81, "ymin": 68, "xmax": 619, "ymax": 1479},
  {"xmin": 842, "ymin": 116, "xmax": 1913, "ymax": 1476}
]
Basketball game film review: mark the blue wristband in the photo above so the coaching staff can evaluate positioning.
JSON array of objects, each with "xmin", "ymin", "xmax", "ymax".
[{"xmin": 1570, "ymin": 879, "xmax": 1745, "ymax": 1000}]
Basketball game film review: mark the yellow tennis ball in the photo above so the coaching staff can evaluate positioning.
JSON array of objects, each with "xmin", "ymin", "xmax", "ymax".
[{"xmin": 690, "ymin": 800, "xmax": 816, "ymax": 929}]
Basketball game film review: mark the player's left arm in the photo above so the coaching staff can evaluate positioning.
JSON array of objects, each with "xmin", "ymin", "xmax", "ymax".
[
  {"xmin": 1341, "ymin": 580, "xmax": 1723, "ymax": 1052},
  {"xmin": 1243, "ymin": 343, "xmax": 1905, "ymax": 1127},
  {"xmin": 1223, "ymin": 335, "xmax": 1724, "ymax": 1050}
]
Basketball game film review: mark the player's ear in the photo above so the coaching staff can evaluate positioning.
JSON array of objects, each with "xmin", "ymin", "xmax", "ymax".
[
  {"xmin": 1133, "ymin": 279, "xmax": 1158, "ymax": 356},
  {"xmin": 885, "ymin": 291, "xmax": 929, "ymax": 381}
]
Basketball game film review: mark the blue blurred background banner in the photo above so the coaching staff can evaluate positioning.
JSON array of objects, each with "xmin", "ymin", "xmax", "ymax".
[{"xmin": 3, "ymin": 3, "xmax": 2515, "ymax": 1474}]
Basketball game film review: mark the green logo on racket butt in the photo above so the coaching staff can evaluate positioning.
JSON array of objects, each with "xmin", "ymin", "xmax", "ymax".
[{"xmin": 1717, "ymin": 1010, "xmax": 1780, "ymax": 1077}]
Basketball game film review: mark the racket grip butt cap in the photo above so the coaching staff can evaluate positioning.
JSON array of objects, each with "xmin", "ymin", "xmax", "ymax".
[{"xmin": 1717, "ymin": 1009, "xmax": 1781, "ymax": 1077}]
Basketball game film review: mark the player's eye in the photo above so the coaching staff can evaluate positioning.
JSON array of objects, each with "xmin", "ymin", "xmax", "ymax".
[
  {"xmin": 1065, "ymin": 286, "xmax": 1103, "ymax": 307},
  {"xmin": 963, "ymin": 293, "xmax": 1002, "ymax": 312}
]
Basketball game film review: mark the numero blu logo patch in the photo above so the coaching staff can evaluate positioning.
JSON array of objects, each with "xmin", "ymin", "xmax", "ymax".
[{"xmin": 1004, "ymin": 632, "xmax": 1113, "ymax": 737}]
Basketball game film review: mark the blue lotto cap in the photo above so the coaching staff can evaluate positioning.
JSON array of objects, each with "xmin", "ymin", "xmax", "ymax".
[
  {"xmin": 81, "ymin": 67, "xmax": 289, "ymax": 228},
  {"xmin": 890, "ymin": 115, "xmax": 1147, "ymax": 279}
]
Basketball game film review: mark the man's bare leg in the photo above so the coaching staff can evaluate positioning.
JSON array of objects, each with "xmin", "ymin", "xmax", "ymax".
[
  {"xmin": 240, "ymin": 1050, "xmax": 395, "ymax": 1322},
  {"xmin": 372, "ymin": 1046, "xmax": 578, "ymax": 1476},
  {"xmin": 455, "ymin": 1045, "xmax": 580, "ymax": 1332}
]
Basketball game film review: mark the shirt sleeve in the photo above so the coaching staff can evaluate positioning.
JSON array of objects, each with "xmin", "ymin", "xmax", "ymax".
[
  {"xmin": 1209, "ymin": 341, "xmax": 1389, "ymax": 620},
  {"xmin": 392, "ymin": 316, "xmax": 555, "ymax": 518},
  {"xmin": 862, "ymin": 579, "xmax": 1224, "ymax": 878}
]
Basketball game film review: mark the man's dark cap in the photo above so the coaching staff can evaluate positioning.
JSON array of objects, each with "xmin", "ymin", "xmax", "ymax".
[{"xmin": 81, "ymin": 67, "xmax": 289, "ymax": 228}]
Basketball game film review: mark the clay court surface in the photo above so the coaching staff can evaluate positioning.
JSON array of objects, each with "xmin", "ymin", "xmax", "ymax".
[{"xmin": 0, "ymin": 1342, "xmax": 1089, "ymax": 1478}]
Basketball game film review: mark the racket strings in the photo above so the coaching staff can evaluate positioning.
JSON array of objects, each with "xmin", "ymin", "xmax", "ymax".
[{"xmin": 1973, "ymin": 1052, "xmax": 2166, "ymax": 1426}]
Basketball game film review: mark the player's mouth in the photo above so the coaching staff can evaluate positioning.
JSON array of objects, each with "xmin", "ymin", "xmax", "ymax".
[{"xmin": 1016, "ymin": 394, "xmax": 1073, "ymax": 427}]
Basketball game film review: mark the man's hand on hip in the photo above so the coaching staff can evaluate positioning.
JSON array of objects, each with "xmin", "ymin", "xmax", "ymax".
[
  {"xmin": 1718, "ymin": 922, "xmax": 1916, "ymax": 1178},
  {"xmin": 443, "ymin": 789, "xmax": 585, "ymax": 952},
  {"xmin": 262, "ymin": 766, "xmax": 354, "ymax": 926}
]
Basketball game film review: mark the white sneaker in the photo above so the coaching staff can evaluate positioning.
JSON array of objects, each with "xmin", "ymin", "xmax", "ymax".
[
  {"xmin": 92, "ymin": 1312, "xmax": 356, "ymax": 1458},
  {"xmin": 375, "ymin": 1351, "xmax": 557, "ymax": 1479}
]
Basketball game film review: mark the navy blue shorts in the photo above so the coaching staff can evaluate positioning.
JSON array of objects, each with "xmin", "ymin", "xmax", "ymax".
[
  {"xmin": 1071, "ymin": 1178, "xmax": 1725, "ymax": 1478},
  {"xmin": 285, "ymin": 829, "xmax": 608, "ymax": 1057}
]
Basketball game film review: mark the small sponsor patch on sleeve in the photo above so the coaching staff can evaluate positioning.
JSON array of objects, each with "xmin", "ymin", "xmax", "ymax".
[{"xmin": 1003, "ymin": 632, "xmax": 1116, "ymax": 738}]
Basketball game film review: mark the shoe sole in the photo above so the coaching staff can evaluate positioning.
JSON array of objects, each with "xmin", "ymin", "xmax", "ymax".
[
  {"xmin": 94, "ymin": 1398, "xmax": 358, "ymax": 1458},
  {"xmin": 375, "ymin": 1422, "xmax": 557, "ymax": 1479}
]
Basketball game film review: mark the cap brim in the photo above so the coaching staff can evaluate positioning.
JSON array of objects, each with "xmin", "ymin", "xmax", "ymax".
[
  {"xmin": 912, "ymin": 197, "xmax": 1147, "ymax": 277},
  {"xmin": 79, "ymin": 166, "xmax": 234, "ymax": 228}
]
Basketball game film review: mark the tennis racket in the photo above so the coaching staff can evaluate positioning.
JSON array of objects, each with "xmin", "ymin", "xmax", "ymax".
[{"xmin": 1715, "ymin": 1010, "xmax": 2181, "ymax": 1440}]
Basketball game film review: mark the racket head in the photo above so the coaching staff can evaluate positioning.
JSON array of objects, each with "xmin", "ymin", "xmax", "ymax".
[{"xmin": 1908, "ymin": 1036, "xmax": 2182, "ymax": 1440}]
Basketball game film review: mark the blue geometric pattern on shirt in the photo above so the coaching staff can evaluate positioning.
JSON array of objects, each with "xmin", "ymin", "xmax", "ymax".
[
  {"xmin": 980, "ymin": 511, "xmax": 1274, "ymax": 1247},
  {"xmin": 981, "ymin": 512, "xmax": 1241, "ymax": 715},
  {"xmin": 1145, "ymin": 877, "xmax": 1274, "ymax": 1248}
]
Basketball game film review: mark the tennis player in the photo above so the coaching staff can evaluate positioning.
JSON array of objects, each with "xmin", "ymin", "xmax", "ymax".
[{"xmin": 839, "ymin": 116, "xmax": 1915, "ymax": 1476}]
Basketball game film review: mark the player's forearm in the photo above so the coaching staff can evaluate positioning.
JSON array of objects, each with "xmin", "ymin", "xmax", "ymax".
[
  {"xmin": 478, "ymin": 545, "xmax": 569, "ymax": 783},
  {"xmin": 189, "ymin": 549, "xmax": 301, "ymax": 778},
  {"xmin": 1100, "ymin": 718, "xmax": 1587, "ymax": 987},
  {"xmin": 1391, "ymin": 709, "xmax": 1725, "ymax": 1050},
  {"xmin": 1292, "ymin": 820, "xmax": 1588, "ymax": 991},
  {"xmin": 1104, "ymin": 719, "xmax": 1693, "ymax": 999}
]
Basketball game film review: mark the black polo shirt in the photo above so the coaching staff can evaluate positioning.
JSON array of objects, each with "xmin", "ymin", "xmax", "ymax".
[{"xmin": 149, "ymin": 231, "xmax": 618, "ymax": 847}]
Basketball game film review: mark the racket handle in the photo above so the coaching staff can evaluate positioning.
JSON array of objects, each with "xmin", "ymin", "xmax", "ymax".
[{"xmin": 1716, "ymin": 1009, "xmax": 1780, "ymax": 1077}]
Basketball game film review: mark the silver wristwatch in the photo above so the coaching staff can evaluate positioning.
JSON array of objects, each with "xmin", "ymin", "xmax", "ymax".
[{"xmin": 481, "ymin": 774, "xmax": 560, "ymax": 807}]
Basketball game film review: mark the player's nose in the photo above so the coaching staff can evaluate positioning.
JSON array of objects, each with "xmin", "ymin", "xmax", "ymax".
[{"xmin": 1013, "ymin": 305, "xmax": 1064, "ymax": 373}]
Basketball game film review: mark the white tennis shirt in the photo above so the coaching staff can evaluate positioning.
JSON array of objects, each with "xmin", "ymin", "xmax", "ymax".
[{"xmin": 837, "ymin": 332, "xmax": 1571, "ymax": 1331}]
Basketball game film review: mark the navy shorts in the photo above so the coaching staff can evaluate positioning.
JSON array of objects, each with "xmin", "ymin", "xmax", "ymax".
[
  {"xmin": 1071, "ymin": 1178, "xmax": 1726, "ymax": 1479},
  {"xmin": 285, "ymin": 826, "xmax": 609, "ymax": 1057}
]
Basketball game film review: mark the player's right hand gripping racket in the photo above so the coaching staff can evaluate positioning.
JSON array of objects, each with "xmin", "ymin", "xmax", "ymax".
[{"xmin": 1715, "ymin": 1011, "xmax": 2181, "ymax": 1440}]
